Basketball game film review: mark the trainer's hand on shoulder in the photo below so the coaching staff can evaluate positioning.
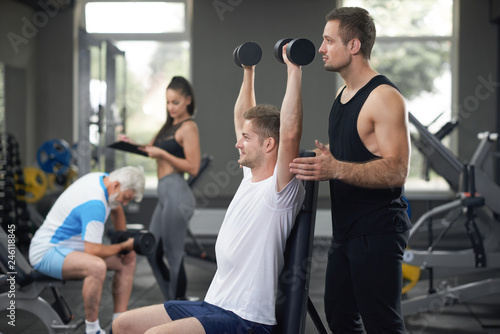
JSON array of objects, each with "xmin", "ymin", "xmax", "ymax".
[{"xmin": 289, "ymin": 140, "xmax": 337, "ymax": 181}]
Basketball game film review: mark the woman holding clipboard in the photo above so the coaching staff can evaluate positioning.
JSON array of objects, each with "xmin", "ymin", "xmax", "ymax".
[{"xmin": 119, "ymin": 76, "xmax": 201, "ymax": 301}]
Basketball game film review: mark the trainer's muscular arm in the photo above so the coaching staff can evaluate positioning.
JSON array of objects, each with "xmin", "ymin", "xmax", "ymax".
[
  {"xmin": 234, "ymin": 66, "xmax": 256, "ymax": 141},
  {"xmin": 290, "ymin": 85, "xmax": 409, "ymax": 189}
]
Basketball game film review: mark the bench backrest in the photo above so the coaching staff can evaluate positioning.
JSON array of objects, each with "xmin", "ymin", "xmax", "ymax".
[
  {"xmin": 187, "ymin": 155, "xmax": 213, "ymax": 188},
  {"xmin": 274, "ymin": 151, "xmax": 319, "ymax": 334}
]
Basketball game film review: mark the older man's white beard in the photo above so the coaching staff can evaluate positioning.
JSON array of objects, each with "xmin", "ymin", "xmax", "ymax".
[{"xmin": 108, "ymin": 193, "xmax": 120, "ymax": 209}]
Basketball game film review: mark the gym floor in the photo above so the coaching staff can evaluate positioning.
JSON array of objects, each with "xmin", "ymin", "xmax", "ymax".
[{"xmin": 1, "ymin": 209, "xmax": 500, "ymax": 334}]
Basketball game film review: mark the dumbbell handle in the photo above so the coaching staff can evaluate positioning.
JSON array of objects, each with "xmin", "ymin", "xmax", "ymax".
[
  {"xmin": 120, "ymin": 237, "xmax": 135, "ymax": 254},
  {"xmin": 110, "ymin": 230, "xmax": 134, "ymax": 254},
  {"xmin": 110, "ymin": 230, "xmax": 156, "ymax": 256}
]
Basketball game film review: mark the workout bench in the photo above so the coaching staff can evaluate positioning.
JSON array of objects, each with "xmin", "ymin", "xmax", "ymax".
[
  {"xmin": 274, "ymin": 150, "xmax": 328, "ymax": 334},
  {"xmin": 185, "ymin": 154, "xmax": 215, "ymax": 261},
  {"xmin": 0, "ymin": 227, "xmax": 83, "ymax": 333}
]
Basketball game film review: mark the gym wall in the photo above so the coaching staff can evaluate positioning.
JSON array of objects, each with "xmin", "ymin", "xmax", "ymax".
[
  {"xmin": 456, "ymin": 0, "xmax": 499, "ymax": 161},
  {"xmin": 0, "ymin": 0, "xmax": 38, "ymax": 163},
  {"xmin": 191, "ymin": 0, "xmax": 336, "ymax": 205},
  {"xmin": 0, "ymin": 0, "xmax": 76, "ymax": 166}
]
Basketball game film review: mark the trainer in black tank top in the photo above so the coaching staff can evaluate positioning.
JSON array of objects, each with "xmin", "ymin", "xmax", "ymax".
[
  {"xmin": 154, "ymin": 119, "xmax": 193, "ymax": 159},
  {"xmin": 328, "ymin": 75, "xmax": 412, "ymax": 242}
]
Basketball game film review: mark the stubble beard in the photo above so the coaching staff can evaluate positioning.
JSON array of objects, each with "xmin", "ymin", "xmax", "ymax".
[
  {"xmin": 239, "ymin": 152, "xmax": 263, "ymax": 170},
  {"xmin": 324, "ymin": 57, "xmax": 351, "ymax": 73}
]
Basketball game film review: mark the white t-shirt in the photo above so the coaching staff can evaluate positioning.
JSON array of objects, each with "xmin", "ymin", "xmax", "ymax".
[
  {"xmin": 29, "ymin": 173, "xmax": 110, "ymax": 266},
  {"xmin": 204, "ymin": 166, "xmax": 305, "ymax": 325}
]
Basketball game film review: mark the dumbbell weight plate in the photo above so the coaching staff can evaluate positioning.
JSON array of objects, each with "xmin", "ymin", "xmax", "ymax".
[
  {"xmin": 36, "ymin": 139, "xmax": 72, "ymax": 175},
  {"xmin": 274, "ymin": 38, "xmax": 293, "ymax": 64},
  {"xmin": 235, "ymin": 41, "xmax": 262, "ymax": 67},
  {"xmin": 233, "ymin": 44, "xmax": 243, "ymax": 67},
  {"xmin": 286, "ymin": 38, "xmax": 316, "ymax": 66},
  {"xmin": 111, "ymin": 230, "xmax": 130, "ymax": 244},
  {"xmin": 134, "ymin": 231, "xmax": 156, "ymax": 255},
  {"xmin": 19, "ymin": 167, "xmax": 47, "ymax": 203}
]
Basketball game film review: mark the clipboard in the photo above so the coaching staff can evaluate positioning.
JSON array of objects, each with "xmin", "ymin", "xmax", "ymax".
[{"xmin": 108, "ymin": 141, "xmax": 149, "ymax": 157}]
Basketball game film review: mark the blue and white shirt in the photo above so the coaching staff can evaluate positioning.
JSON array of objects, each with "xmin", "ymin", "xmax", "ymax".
[{"xmin": 29, "ymin": 172, "xmax": 110, "ymax": 266}]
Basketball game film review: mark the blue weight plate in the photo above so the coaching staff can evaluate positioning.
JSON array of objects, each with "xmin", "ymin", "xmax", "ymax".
[{"xmin": 37, "ymin": 139, "xmax": 72, "ymax": 175}]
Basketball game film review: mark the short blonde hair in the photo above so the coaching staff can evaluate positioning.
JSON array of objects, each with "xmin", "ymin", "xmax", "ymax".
[{"xmin": 243, "ymin": 104, "xmax": 280, "ymax": 144}]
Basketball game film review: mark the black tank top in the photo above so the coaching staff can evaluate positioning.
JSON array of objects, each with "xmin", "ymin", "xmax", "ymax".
[
  {"xmin": 154, "ymin": 119, "xmax": 194, "ymax": 159},
  {"xmin": 328, "ymin": 75, "xmax": 411, "ymax": 242}
]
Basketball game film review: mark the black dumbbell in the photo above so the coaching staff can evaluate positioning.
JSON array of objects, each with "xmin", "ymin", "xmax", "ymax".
[
  {"xmin": 110, "ymin": 230, "xmax": 156, "ymax": 256},
  {"xmin": 233, "ymin": 41, "xmax": 262, "ymax": 67},
  {"xmin": 274, "ymin": 38, "xmax": 316, "ymax": 66}
]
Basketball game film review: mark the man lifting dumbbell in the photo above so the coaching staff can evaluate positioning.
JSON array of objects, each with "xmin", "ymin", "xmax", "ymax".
[
  {"xmin": 112, "ymin": 41, "xmax": 314, "ymax": 334},
  {"xmin": 29, "ymin": 166, "xmax": 145, "ymax": 334}
]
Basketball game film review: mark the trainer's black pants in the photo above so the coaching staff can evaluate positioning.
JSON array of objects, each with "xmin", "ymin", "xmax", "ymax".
[{"xmin": 324, "ymin": 231, "xmax": 409, "ymax": 334}]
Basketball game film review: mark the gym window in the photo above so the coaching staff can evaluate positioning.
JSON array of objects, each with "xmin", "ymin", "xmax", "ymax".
[
  {"xmin": 85, "ymin": 2, "xmax": 185, "ymax": 34},
  {"xmin": 342, "ymin": 0, "xmax": 456, "ymax": 193},
  {"xmin": 84, "ymin": 0, "xmax": 191, "ymax": 190}
]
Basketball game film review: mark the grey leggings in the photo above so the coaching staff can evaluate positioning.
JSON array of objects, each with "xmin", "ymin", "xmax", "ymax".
[{"xmin": 147, "ymin": 173, "xmax": 195, "ymax": 300}]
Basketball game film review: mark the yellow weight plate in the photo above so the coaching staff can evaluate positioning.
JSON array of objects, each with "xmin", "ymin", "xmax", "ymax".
[
  {"xmin": 21, "ymin": 167, "xmax": 48, "ymax": 203},
  {"xmin": 402, "ymin": 262, "xmax": 421, "ymax": 294}
]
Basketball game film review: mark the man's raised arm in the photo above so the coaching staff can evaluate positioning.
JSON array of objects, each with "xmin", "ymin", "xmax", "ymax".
[
  {"xmin": 276, "ymin": 49, "xmax": 303, "ymax": 192},
  {"xmin": 234, "ymin": 66, "xmax": 256, "ymax": 140}
]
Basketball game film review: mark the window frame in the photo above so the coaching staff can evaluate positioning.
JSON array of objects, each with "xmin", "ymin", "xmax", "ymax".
[
  {"xmin": 339, "ymin": 0, "xmax": 458, "ymax": 194},
  {"xmin": 83, "ymin": 0, "xmax": 192, "ymax": 43},
  {"xmin": 83, "ymin": 0, "xmax": 193, "ymax": 189}
]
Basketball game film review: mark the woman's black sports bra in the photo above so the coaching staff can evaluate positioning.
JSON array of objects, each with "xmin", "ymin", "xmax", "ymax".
[{"xmin": 154, "ymin": 119, "xmax": 194, "ymax": 159}]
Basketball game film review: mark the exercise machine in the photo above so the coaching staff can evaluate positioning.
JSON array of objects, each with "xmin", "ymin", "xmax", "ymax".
[
  {"xmin": 402, "ymin": 114, "xmax": 500, "ymax": 316},
  {"xmin": 185, "ymin": 154, "xmax": 216, "ymax": 262},
  {"xmin": 0, "ymin": 226, "xmax": 84, "ymax": 333}
]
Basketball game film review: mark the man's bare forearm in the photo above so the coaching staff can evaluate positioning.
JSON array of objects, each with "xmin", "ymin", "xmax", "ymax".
[
  {"xmin": 280, "ymin": 67, "xmax": 303, "ymax": 151},
  {"xmin": 111, "ymin": 206, "xmax": 127, "ymax": 231},
  {"xmin": 335, "ymin": 156, "xmax": 408, "ymax": 189},
  {"xmin": 276, "ymin": 65, "xmax": 303, "ymax": 191},
  {"xmin": 85, "ymin": 241, "xmax": 133, "ymax": 258},
  {"xmin": 234, "ymin": 66, "xmax": 256, "ymax": 138}
]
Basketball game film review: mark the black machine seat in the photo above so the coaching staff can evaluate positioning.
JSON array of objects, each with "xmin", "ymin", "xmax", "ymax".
[
  {"xmin": 187, "ymin": 154, "xmax": 213, "ymax": 188},
  {"xmin": 0, "ymin": 227, "xmax": 81, "ymax": 329},
  {"xmin": 274, "ymin": 151, "xmax": 326, "ymax": 334},
  {"xmin": 0, "ymin": 226, "xmax": 59, "ymax": 288}
]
